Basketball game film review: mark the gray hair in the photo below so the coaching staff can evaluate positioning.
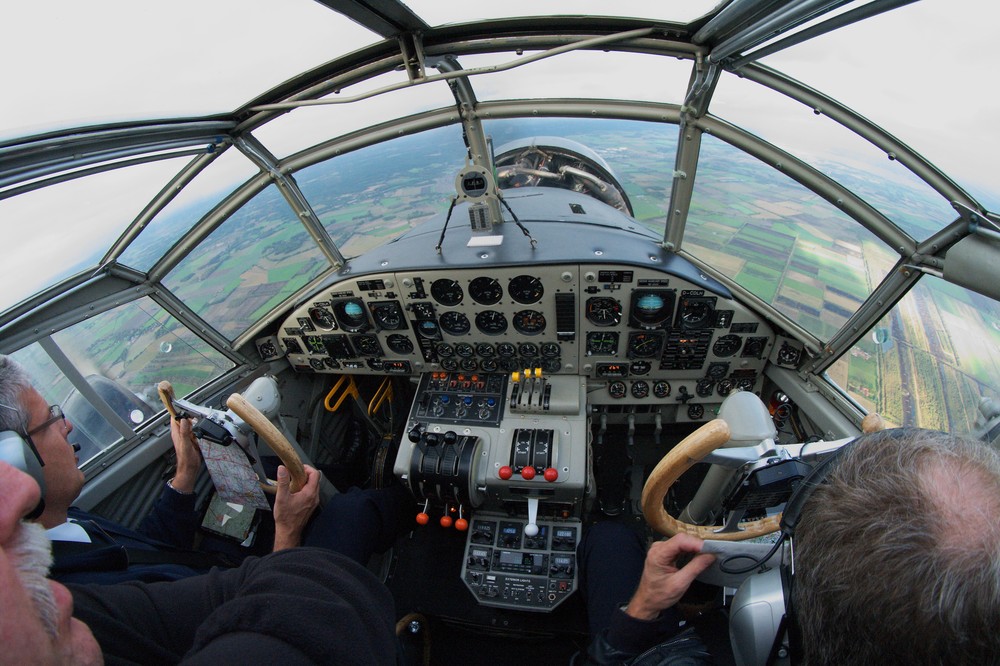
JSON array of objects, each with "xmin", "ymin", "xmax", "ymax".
[
  {"xmin": 0, "ymin": 355, "xmax": 34, "ymax": 435},
  {"xmin": 793, "ymin": 428, "xmax": 1000, "ymax": 665}
]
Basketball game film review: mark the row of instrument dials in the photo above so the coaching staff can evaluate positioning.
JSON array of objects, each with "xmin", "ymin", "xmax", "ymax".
[
  {"xmin": 430, "ymin": 275, "xmax": 544, "ymax": 306},
  {"xmin": 438, "ymin": 310, "xmax": 548, "ymax": 336}
]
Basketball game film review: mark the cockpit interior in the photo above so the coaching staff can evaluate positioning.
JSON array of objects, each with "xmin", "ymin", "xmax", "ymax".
[{"xmin": 2, "ymin": 0, "xmax": 999, "ymax": 663}]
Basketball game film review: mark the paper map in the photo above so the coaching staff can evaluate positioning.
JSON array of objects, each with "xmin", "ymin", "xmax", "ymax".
[{"xmin": 198, "ymin": 439, "xmax": 271, "ymax": 511}]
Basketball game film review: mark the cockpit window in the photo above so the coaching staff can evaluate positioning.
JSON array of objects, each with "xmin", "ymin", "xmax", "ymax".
[
  {"xmin": 827, "ymin": 277, "xmax": 1000, "ymax": 434},
  {"xmin": 162, "ymin": 184, "xmax": 330, "ymax": 340},
  {"xmin": 12, "ymin": 297, "xmax": 233, "ymax": 466},
  {"xmin": 710, "ymin": 72, "xmax": 958, "ymax": 240},
  {"xmin": 294, "ymin": 125, "xmax": 469, "ymax": 258},
  {"xmin": 684, "ymin": 135, "xmax": 898, "ymax": 341}
]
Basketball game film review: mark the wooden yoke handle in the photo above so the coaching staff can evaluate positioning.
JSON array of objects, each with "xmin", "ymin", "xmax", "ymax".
[
  {"xmin": 226, "ymin": 393, "xmax": 306, "ymax": 493},
  {"xmin": 158, "ymin": 381, "xmax": 178, "ymax": 419}
]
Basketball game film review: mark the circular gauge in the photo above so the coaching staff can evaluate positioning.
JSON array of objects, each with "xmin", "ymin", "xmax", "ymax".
[
  {"xmin": 679, "ymin": 299, "xmax": 712, "ymax": 328},
  {"xmin": 542, "ymin": 359, "xmax": 561, "ymax": 373},
  {"xmin": 309, "ymin": 358, "xmax": 324, "ymax": 371},
  {"xmin": 323, "ymin": 357, "xmax": 340, "ymax": 370},
  {"xmin": 707, "ymin": 363, "xmax": 729, "ymax": 380},
  {"xmin": 541, "ymin": 342, "xmax": 561, "ymax": 358},
  {"xmin": 778, "ymin": 343, "xmax": 801, "ymax": 366},
  {"xmin": 653, "ymin": 380, "xmax": 672, "ymax": 398},
  {"xmin": 435, "ymin": 342, "xmax": 454, "ymax": 357},
  {"xmin": 499, "ymin": 358, "xmax": 518, "ymax": 372},
  {"xmin": 439, "ymin": 311, "xmax": 471, "ymax": 335},
  {"xmin": 470, "ymin": 277, "xmax": 503, "ymax": 305},
  {"xmin": 370, "ymin": 303, "xmax": 404, "ymax": 330},
  {"xmin": 475, "ymin": 310, "xmax": 508, "ymax": 334},
  {"xmin": 416, "ymin": 320, "xmax": 441, "ymax": 339},
  {"xmin": 333, "ymin": 298, "xmax": 369, "ymax": 332},
  {"xmin": 386, "ymin": 334, "xmax": 413, "ymax": 354},
  {"xmin": 518, "ymin": 342, "xmax": 539, "ymax": 358},
  {"xmin": 441, "ymin": 358, "xmax": 459, "ymax": 371},
  {"xmin": 631, "ymin": 381, "xmax": 650, "ymax": 399},
  {"xmin": 712, "ymin": 334, "xmax": 742, "ymax": 358},
  {"xmin": 455, "ymin": 342, "xmax": 475, "ymax": 358},
  {"xmin": 630, "ymin": 360, "xmax": 651, "ymax": 376},
  {"xmin": 431, "ymin": 279, "xmax": 464, "ymax": 306},
  {"xmin": 696, "ymin": 379, "xmax": 715, "ymax": 397},
  {"xmin": 743, "ymin": 338, "xmax": 766, "ymax": 358},
  {"xmin": 608, "ymin": 381, "xmax": 627, "ymax": 399},
  {"xmin": 586, "ymin": 332, "xmax": 619, "ymax": 355},
  {"xmin": 627, "ymin": 332, "xmax": 662, "ymax": 359},
  {"xmin": 687, "ymin": 404, "xmax": 705, "ymax": 420},
  {"xmin": 460, "ymin": 358, "xmax": 478, "ymax": 371},
  {"xmin": 513, "ymin": 310, "xmax": 546, "ymax": 335},
  {"xmin": 353, "ymin": 335, "xmax": 381, "ymax": 356},
  {"xmin": 631, "ymin": 291, "xmax": 673, "ymax": 328},
  {"xmin": 736, "ymin": 377, "xmax": 755, "ymax": 392},
  {"xmin": 717, "ymin": 379, "xmax": 734, "ymax": 397},
  {"xmin": 508, "ymin": 275, "xmax": 544, "ymax": 304},
  {"xmin": 497, "ymin": 342, "xmax": 517, "ymax": 358},
  {"xmin": 586, "ymin": 297, "xmax": 622, "ymax": 326},
  {"xmin": 480, "ymin": 358, "xmax": 499, "ymax": 372},
  {"xmin": 476, "ymin": 342, "xmax": 496, "ymax": 357},
  {"xmin": 308, "ymin": 306, "xmax": 336, "ymax": 330}
]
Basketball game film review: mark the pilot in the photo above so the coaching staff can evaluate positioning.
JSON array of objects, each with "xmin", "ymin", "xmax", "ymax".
[
  {"xmin": 0, "ymin": 460, "xmax": 397, "ymax": 665},
  {"xmin": 577, "ymin": 428, "xmax": 1000, "ymax": 665},
  {"xmin": 0, "ymin": 355, "xmax": 412, "ymax": 584}
]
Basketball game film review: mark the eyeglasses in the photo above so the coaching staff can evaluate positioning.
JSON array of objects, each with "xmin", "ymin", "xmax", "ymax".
[{"xmin": 27, "ymin": 404, "xmax": 66, "ymax": 437}]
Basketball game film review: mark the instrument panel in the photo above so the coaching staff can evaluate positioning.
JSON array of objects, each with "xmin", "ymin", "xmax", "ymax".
[{"xmin": 273, "ymin": 264, "xmax": 779, "ymax": 420}]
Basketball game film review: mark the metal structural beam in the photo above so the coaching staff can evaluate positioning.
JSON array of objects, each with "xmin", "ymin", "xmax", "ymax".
[{"xmin": 312, "ymin": 0, "xmax": 429, "ymax": 37}]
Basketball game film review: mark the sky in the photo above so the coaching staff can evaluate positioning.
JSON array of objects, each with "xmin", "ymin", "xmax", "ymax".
[{"xmin": 1, "ymin": 0, "xmax": 997, "ymax": 311}]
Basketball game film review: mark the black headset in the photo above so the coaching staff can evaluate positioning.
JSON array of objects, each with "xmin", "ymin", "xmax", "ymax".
[{"xmin": 0, "ymin": 429, "xmax": 47, "ymax": 519}]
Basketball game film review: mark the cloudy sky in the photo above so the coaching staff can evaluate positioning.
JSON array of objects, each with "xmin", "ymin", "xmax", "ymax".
[{"xmin": 1, "ymin": 0, "xmax": 996, "ymax": 310}]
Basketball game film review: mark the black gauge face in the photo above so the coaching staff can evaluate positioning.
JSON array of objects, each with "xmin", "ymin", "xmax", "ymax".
[
  {"xmin": 497, "ymin": 342, "xmax": 517, "ymax": 358},
  {"xmin": 353, "ymin": 334, "xmax": 382, "ymax": 357},
  {"xmin": 677, "ymin": 297, "xmax": 714, "ymax": 329},
  {"xmin": 475, "ymin": 310, "xmax": 508, "ymax": 334},
  {"xmin": 304, "ymin": 335, "xmax": 326, "ymax": 354},
  {"xmin": 469, "ymin": 277, "xmax": 503, "ymax": 305},
  {"xmin": 455, "ymin": 342, "xmax": 475, "ymax": 358},
  {"xmin": 777, "ymin": 342, "xmax": 801, "ymax": 366},
  {"xmin": 508, "ymin": 275, "xmax": 544, "ymax": 304},
  {"xmin": 687, "ymin": 404, "xmax": 705, "ymax": 420},
  {"xmin": 480, "ymin": 358, "xmax": 499, "ymax": 372},
  {"xmin": 309, "ymin": 358, "xmax": 324, "ymax": 371},
  {"xmin": 586, "ymin": 297, "xmax": 622, "ymax": 326},
  {"xmin": 441, "ymin": 358, "xmax": 459, "ymax": 371},
  {"xmin": 258, "ymin": 340, "xmax": 278, "ymax": 359},
  {"xmin": 513, "ymin": 310, "xmax": 546, "ymax": 335},
  {"xmin": 386, "ymin": 334, "xmax": 414, "ymax": 355},
  {"xmin": 608, "ymin": 381, "xmax": 627, "ymax": 399},
  {"xmin": 332, "ymin": 298, "xmax": 369, "ymax": 332},
  {"xmin": 460, "ymin": 358, "xmax": 478, "ymax": 371},
  {"xmin": 736, "ymin": 377, "xmax": 755, "ymax": 392},
  {"xmin": 439, "ymin": 311, "xmax": 471, "ymax": 335},
  {"xmin": 712, "ymin": 334, "xmax": 742, "ymax": 358},
  {"xmin": 630, "ymin": 360, "xmax": 651, "ymax": 375},
  {"xmin": 542, "ymin": 359, "xmax": 561, "ymax": 373},
  {"xmin": 415, "ymin": 319, "xmax": 441, "ymax": 340},
  {"xmin": 742, "ymin": 337, "xmax": 768, "ymax": 359},
  {"xmin": 540, "ymin": 342, "xmax": 560, "ymax": 358},
  {"xmin": 696, "ymin": 379, "xmax": 715, "ymax": 397},
  {"xmin": 370, "ymin": 302, "xmax": 406, "ymax": 330},
  {"xmin": 631, "ymin": 380, "xmax": 650, "ymax": 399},
  {"xmin": 653, "ymin": 380, "xmax": 671, "ymax": 398},
  {"xmin": 431, "ymin": 279, "xmax": 464, "ymax": 306},
  {"xmin": 308, "ymin": 307, "xmax": 336, "ymax": 330},
  {"xmin": 518, "ymin": 342, "xmax": 539, "ymax": 358},
  {"xmin": 476, "ymin": 343, "xmax": 496, "ymax": 357},
  {"xmin": 627, "ymin": 332, "xmax": 663, "ymax": 359},
  {"xmin": 282, "ymin": 337, "xmax": 303, "ymax": 355},
  {"xmin": 707, "ymin": 362, "xmax": 729, "ymax": 380},
  {"xmin": 435, "ymin": 342, "xmax": 454, "ymax": 357},
  {"xmin": 717, "ymin": 379, "xmax": 734, "ymax": 397},
  {"xmin": 587, "ymin": 332, "xmax": 619, "ymax": 355},
  {"xmin": 629, "ymin": 290, "xmax": 675, "ymax": 328}
]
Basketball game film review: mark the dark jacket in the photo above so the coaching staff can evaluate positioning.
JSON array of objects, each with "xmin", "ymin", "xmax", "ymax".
[{"xmin": 581, "ymin": 607, "xmax": 715, "ymax": 666}]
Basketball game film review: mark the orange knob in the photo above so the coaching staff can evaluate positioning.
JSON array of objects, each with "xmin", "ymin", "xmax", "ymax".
[
  {"xmin": 544, "ymin": 467, "xmax": 559, "ymax": 482},
  {"xmin": 499, "ymin": 465, "xmax": 513, "ymax": 480},
  {"xmin": 416, "ymin": 512, "xmax": 429, "ymax": 525},
  {"xmin": 440, "ymin": 515, "xmax": 453, "ymax": 528},
  {"xmin": 455, "ymin": 518, "xmax": 469, "ymax": 532},
  {"xmin": 521, "ymin": 466, "xmax": 536, "ymax": 480}
]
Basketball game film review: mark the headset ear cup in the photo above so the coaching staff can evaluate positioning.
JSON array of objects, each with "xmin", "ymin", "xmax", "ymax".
[{"xmin": 0, "ymin": 430, "xmax": 46, "ymax": 496}]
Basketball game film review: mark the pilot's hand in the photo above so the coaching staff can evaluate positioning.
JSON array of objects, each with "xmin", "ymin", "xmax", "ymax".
[
  {"xmin": 625, "ymin": 533, "xmax": 716, "ymax": 621},
  {"xmin": 273, "ymin": 464, "xmax": 321, "ymax": 551},
  {"xmin": 169, "ymin": 416, "xmax": 202, "ymax": 494}
]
